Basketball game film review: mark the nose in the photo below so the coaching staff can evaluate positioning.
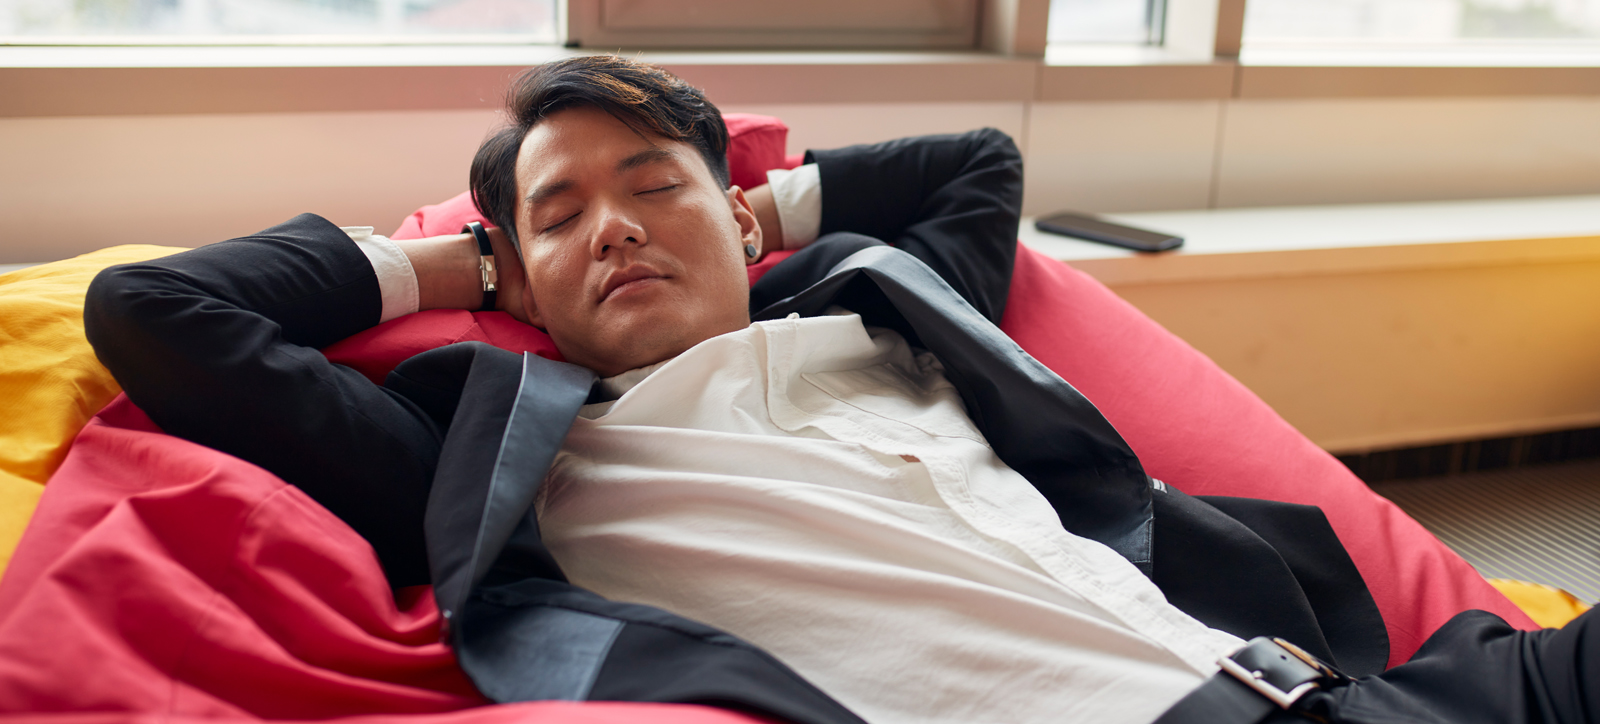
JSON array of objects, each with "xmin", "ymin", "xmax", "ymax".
[{"xmin": 590, "ymin": 203, "xmax": 647, "ymax": 259}]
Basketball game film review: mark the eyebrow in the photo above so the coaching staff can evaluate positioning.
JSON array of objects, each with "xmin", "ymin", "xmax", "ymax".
[
  {"xmin": 615, "ymin": 146, "xmax": 675, "ymax": 174},
  {"xmin": 522, "ymin": 146, "xmax": 678, "ymax": 206},
  {"xmin": 523, "ymin": 179, "xmax": 575, "ymax": 208}
]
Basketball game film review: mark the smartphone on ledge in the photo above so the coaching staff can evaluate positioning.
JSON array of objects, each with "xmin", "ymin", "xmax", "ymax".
[{"xmin": 1034, "ymin": 211, "xmax": 1183, "ymax": 253}]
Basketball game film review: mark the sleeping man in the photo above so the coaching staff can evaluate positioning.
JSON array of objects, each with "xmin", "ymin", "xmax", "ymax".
[{"xmin": 85, "ymin": 56, "xmax": 1596, "ymax": 724}]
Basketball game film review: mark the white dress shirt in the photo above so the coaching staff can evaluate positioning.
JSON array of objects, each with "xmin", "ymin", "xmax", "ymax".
[
  {"xmin": 538, "ymin": 313, "xmax": 1239, "ymax": 724},
  {"xmin": 345, "ymin": 169, "xmax": 1241, "ymax": 723}
]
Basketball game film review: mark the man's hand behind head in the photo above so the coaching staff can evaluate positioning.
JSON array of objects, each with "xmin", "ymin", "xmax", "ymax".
[{"xmin": 483, "ymin": 225, "xmax": 538, "ymax": 326}]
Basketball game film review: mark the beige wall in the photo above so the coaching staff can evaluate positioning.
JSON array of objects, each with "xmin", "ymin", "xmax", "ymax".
[
  {"xmin": 0, "ymin": 109, "xmax": 499, "ymax": 262},
  {"xmin": 8, "ymin": 95, "xmax": 1600, "ymax": 262},
  {"xmin": 1214, "ymin": 97, "xmax": 1600, "ymax": 208}
]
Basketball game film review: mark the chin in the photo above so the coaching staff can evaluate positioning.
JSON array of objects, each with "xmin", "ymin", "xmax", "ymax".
[
  {"xmin": 580, "ymin": 308, "xmax": 750, "ymax": 376},
  {"xmin": 588, "ymin": 334, "xmax": 691, "ymax": 376}
]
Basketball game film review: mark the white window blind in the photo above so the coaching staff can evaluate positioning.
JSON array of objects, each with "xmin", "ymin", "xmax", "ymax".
[
  {"xmin": 1244, "ymin": 0, "xmax": 1600, "ymax": 43},
  {"xmin": 1, "ymin": 0, "xmax": 559, "ymax": 44}
]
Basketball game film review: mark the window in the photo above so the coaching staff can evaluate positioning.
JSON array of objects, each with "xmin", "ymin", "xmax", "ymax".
[
  {"xmin": 0, "ymin": 0, "xmax": 560, "ymax": 43},
  {"xmin": 3, "ymin": 0, "xmax": 1180, "ymax": 50},
  {"xmin": 1244, "ymin": 0, "xmax": 1600, "ymax": 43},
  {"xmin": 1047, "ymin": 0, "xmax": 1168, "ymax": 45}
]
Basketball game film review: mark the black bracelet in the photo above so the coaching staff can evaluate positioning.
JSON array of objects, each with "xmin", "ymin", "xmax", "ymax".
[{"xmin": 463, "ymin": 221, "xmax": 497, "ymax": 312}]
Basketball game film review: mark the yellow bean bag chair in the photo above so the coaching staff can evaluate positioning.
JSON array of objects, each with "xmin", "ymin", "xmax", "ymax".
[
  {"xmin": 1489, "ymin": 579, "xmax": 1591, "ymax": 629},
  {"xmin": 0, "ymin": 245, "xmax": 183, "ymax": 577}
]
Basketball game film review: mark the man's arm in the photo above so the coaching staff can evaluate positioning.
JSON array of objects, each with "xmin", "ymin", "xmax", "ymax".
[
  {"xmin": 84, "ymin": 213, "xmax": 522, "ymax": 586},
  {"xmin": 804, "ymin": 129, "xmax": 1023, "ymax": 323},
  {"xmin": 381, "ymin": 223, "xmax": 533, "ymax": 322}
]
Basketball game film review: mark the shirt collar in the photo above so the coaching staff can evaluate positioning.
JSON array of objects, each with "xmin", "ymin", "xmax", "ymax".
[{"xmin": 587, "ymin": 358, "xmax": 671, "ymax": 404}]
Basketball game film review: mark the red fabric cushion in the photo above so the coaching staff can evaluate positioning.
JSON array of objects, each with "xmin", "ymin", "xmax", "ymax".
[
  {"xmin": 998, "ymin": 246, "xmax": 1536, "ymax": 666},
  {"xmin": 0, "ymin": 397, "xmax": 772, "ymax": 724},
  {"xmin": 724, "ymin": 114, "xmax": 793, "ymax": 192},
  {"xmin": 324, "ymin": 309, "xmax": 566, "ymax": 383}
]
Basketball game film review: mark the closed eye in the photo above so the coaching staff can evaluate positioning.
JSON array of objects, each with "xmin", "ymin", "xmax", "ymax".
[
  {"xmin": 640, "ymin": 184, "xmax": 679, "ymax": 195},
  {"xmin": 543, "ymin": 213, "xmax": 577, "ymax": 233}
]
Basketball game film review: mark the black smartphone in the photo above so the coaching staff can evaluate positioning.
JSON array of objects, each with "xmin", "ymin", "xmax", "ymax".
[{"xmin": 1034, "ymin": 211, "xmax": 1183, "ymax": 253}]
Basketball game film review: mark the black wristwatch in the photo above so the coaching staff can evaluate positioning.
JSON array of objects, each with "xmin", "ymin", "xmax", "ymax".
[{"xmin": 463, "ymin": 221, "xmax": 497, "ymax": 312}]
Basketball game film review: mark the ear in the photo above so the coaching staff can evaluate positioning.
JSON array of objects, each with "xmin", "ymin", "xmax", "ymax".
[{"xmin": 726, "ymin": 185, "xmax": 763, "ymax": 266}]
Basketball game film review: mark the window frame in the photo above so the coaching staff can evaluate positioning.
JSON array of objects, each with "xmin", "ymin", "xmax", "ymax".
[{"xmin": 565, "ymin": 0, "xmax": 982, "ymax": 50}]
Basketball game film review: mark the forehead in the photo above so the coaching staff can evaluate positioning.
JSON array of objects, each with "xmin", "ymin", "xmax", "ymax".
[{"xmin": 514, "ymin": 106, "xmax": 700, "ymax": 188}]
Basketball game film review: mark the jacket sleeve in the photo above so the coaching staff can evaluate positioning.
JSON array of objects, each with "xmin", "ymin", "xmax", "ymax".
[
  {"xmin": 805, "ymin": 128, "xmax": 1023, "ymax": 323},
  {"xmin": 84, "ymin": 213, "xmax": 442, "ymax": 587}
]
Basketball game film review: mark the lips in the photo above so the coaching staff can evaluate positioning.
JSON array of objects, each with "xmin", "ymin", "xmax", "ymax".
[{"xmin": 599, "ymin": 265, "xmax": 668, "ymax": 302}]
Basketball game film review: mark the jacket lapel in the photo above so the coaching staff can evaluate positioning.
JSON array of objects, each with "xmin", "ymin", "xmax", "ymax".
[{"xmin": 423, "ymin": 344, "xmax": 594, "ymax": 623}]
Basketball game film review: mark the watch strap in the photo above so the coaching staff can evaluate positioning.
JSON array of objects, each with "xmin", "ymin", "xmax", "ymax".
[{"xmin": 464, "ymin": 221, "xmax": 497, "ymax": 312}]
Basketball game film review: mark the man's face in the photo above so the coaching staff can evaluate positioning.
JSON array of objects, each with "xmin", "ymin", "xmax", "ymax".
[{"xmin": 512, "ymin": 106, "xmax": 759, "ymax": 378}]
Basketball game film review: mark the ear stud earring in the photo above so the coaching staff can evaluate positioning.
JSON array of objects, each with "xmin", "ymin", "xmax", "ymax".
[{"xmin": 745, "ymin": 243, "xmax": 759, "ymax": 260}]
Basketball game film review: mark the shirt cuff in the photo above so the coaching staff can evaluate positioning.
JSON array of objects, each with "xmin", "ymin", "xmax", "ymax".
[
  {"xmin": 767, "ymin": 163, "xmax": 822, "ymax": 251},
  {"xmin": 343, "ymin": 226, "xmax": 419, "ymax": 323}
]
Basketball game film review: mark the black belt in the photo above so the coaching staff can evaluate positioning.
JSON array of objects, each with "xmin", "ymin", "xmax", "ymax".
[{"xmin": 1155, "ymin": 637, "xmax": 1352, "ymax": 724}]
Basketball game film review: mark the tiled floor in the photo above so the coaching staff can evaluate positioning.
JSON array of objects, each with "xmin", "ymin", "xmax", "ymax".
[{"xmin": 1373, "ymin": 459, "xmax": 1600, "ymax": 605}]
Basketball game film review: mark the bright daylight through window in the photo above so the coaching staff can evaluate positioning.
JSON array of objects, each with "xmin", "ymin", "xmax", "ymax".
[
  {"xmin": 0, "ymin": 0, "xmax": 559, "ymax": 43},
  {"xmin": 1047, "ymin": 0, "xmax": 1168, "ymax": 44},
  {"xmin": 1244, "ymin": 0, "xmax": 1600, "ymax": 43}
]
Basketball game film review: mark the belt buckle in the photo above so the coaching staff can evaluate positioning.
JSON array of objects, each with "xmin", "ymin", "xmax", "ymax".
[{"xmin": 1217, "ymin": 637, "xmax": 1345, "ymax": 709}]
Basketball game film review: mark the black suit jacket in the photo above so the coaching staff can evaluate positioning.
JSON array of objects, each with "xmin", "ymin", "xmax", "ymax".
[{"xmin": 85, "ymin": 130, "xmax": 1385, "ymax": 724}]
